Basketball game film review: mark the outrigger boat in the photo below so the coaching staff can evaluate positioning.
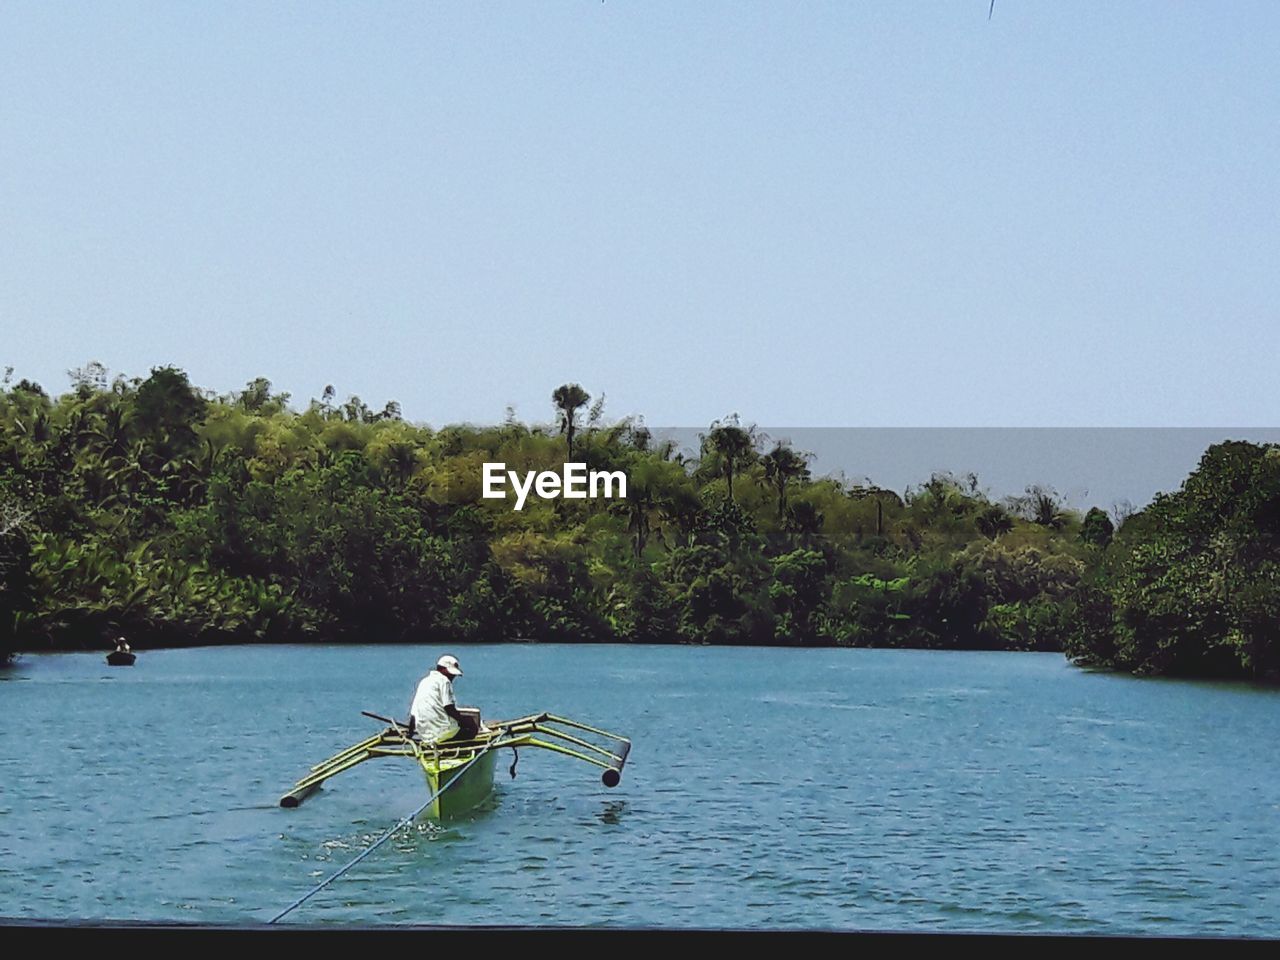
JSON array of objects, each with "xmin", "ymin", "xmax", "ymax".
[{"xmin": 279, "ymin": 710, "xmax": 631, "ymax": 819}]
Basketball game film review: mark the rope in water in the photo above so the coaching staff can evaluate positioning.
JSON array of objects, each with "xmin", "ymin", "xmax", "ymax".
[{"xmin": 268, "ymin": 736, "xmax": 500, "ymax": 924}]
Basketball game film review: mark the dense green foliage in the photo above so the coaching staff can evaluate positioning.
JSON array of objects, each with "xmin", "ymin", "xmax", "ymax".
[
  {"xmin": 2, "ymin": 365, "xmax": 1277, "ymax": 681},
  {"xmin": 1063, "ymin": 441, "xmax": 1280, "ymax": 680}
]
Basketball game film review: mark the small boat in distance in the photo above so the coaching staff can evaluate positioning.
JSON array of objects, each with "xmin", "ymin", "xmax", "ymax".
[
  {"xmin": 280, "ymin": 711, "xmax": 630, "ymax": 819},
  {"xmin": 106, "ymin": 636, "xmax": 135, "ymax": 666}
]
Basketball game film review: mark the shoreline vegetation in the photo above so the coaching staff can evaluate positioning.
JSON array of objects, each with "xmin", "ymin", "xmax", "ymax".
[{"xmin": 2, "ymin": 364, "xmax": 1278, "ymax": 682}]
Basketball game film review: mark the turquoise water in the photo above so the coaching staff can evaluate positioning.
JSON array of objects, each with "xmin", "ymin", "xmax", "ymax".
[{"xmin": 1, "ymin": 644, "xmax": 1278, "ymax": 933}]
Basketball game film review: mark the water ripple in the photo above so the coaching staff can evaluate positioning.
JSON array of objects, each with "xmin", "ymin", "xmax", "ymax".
[{"xmin": 3, "ymin": 646, "xmax": 1280, "ymax": 934}]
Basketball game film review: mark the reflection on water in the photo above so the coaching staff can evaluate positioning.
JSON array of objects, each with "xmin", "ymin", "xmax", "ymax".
[{"xmin": 597, "ymin": 801, "xmax": 627, "ymax": 826}]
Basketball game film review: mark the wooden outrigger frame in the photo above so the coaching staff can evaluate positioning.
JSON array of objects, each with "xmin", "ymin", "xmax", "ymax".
[{"xmin": 279, "ymin": 712, "xmax": 631, "ymax": 814}]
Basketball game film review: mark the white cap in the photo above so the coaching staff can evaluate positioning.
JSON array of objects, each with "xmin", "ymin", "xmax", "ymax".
[{"xmin": 436, "ymin": 655, "xmax": 463, "ymax": 677}]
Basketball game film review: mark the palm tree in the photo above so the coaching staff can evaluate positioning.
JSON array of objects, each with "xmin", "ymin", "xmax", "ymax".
[
  {"xmin": 552, "ymin": 384, "xmax": 591, "ymax": 461},
  {"xmin": 1009, "ymin": 485, "xmax": 1069, "ymax": 530},
  {"xmin": 976, "ymin": 503, "xmax": 1013, "ymax": 540},
  {"xmin": 703, "ymin": 416, "xmax": 757, "ymax": 502},
  {"xmin": 85, "ymin": 402, "xmax": 131, "ymax": 460},
  {"xmin": 616, "ymin": 476, "xmax": 656, "ymax": 558},
  {"xmin": 615, "ymin": 459, "xmax": 690, "ymax": 558},
  {"xmin": 1029, "ymin": 491, "xmax": 1069, "ymax": 530},
  {"xmin": 761, "ymin": 443, "xmax": 810, "ymax": 518}
]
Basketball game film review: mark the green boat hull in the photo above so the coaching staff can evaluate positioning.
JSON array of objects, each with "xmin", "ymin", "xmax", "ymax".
[{"xmin": 419, "ymin": 746, "xmax": 498, "ymax": 820}]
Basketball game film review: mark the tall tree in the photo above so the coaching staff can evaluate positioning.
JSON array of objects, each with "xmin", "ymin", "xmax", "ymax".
[
  {"xmin": 132, "ymin": 366, "xmax": 208, "ymax": 466},
  {"xmin": 703, "ymin": 416, "xmax": 757, "ymax": 502},
  {"xmin": 761, "ymin": 443, "xmax": 810, "ymax": 518},
  {"xmin": 1080, "ymin": 507, "xmax": 1114, "ymax": 548},
  {"xmin": 552, "ymin": 383, "xmax": 591, "ymax": 462}
]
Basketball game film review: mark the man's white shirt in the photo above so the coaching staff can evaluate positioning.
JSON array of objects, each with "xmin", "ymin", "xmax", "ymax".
[{"xmin": 410, "ymin": 670, "xmax": 459, "ymax": 743}]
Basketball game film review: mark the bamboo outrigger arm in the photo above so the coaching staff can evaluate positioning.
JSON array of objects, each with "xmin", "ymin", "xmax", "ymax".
[{"xmin": 279, "ymin": 711, "xmax": 631, "ymax": 808}]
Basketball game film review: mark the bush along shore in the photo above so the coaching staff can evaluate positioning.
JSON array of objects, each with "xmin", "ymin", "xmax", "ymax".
[{"xmin": 2, "ymin": 364, "xmax": 1278, "ymax": 682}]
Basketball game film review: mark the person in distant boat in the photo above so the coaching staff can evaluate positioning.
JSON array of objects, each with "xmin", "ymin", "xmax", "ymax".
[
  {"xmin": 114, "ymin": 636, "xmax": 131, "ymax": 654},
  {"xmin": 409, "ymin": 655, "xmax": 475, "ymax": 744}
]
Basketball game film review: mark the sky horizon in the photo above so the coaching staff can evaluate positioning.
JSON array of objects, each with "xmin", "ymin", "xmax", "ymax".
[
  {"xmin": 11, "ymin": 354, "xmax": 1273, "ymax": 510},
  {"xmin": 4, "ymin": 3, "xmax": 1278, "ymax": 427}
]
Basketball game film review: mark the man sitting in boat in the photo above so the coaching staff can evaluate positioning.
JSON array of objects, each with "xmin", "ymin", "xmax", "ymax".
[
  {"xmin": 114, "ymin": 636, "xmax": 131, "ymax": 654},
  {"xmin": 409, "ymin": 655, "xmax": 478, "ymax": 743}
]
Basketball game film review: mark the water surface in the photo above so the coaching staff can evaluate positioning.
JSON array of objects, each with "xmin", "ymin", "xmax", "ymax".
[{"xmin": 1, "ymin": 644, "xmax": 1277, "ymax": 934}]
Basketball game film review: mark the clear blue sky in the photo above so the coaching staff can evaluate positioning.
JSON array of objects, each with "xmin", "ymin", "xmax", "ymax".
[{"xmin": 2, "ymin": 2, "xmax": 1277, "ymax": 427}]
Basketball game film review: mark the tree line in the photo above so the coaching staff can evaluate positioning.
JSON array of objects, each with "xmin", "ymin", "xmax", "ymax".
[{"xmin": 1, "ymin": 363, "xmax": 1277, "ymax": 682}]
